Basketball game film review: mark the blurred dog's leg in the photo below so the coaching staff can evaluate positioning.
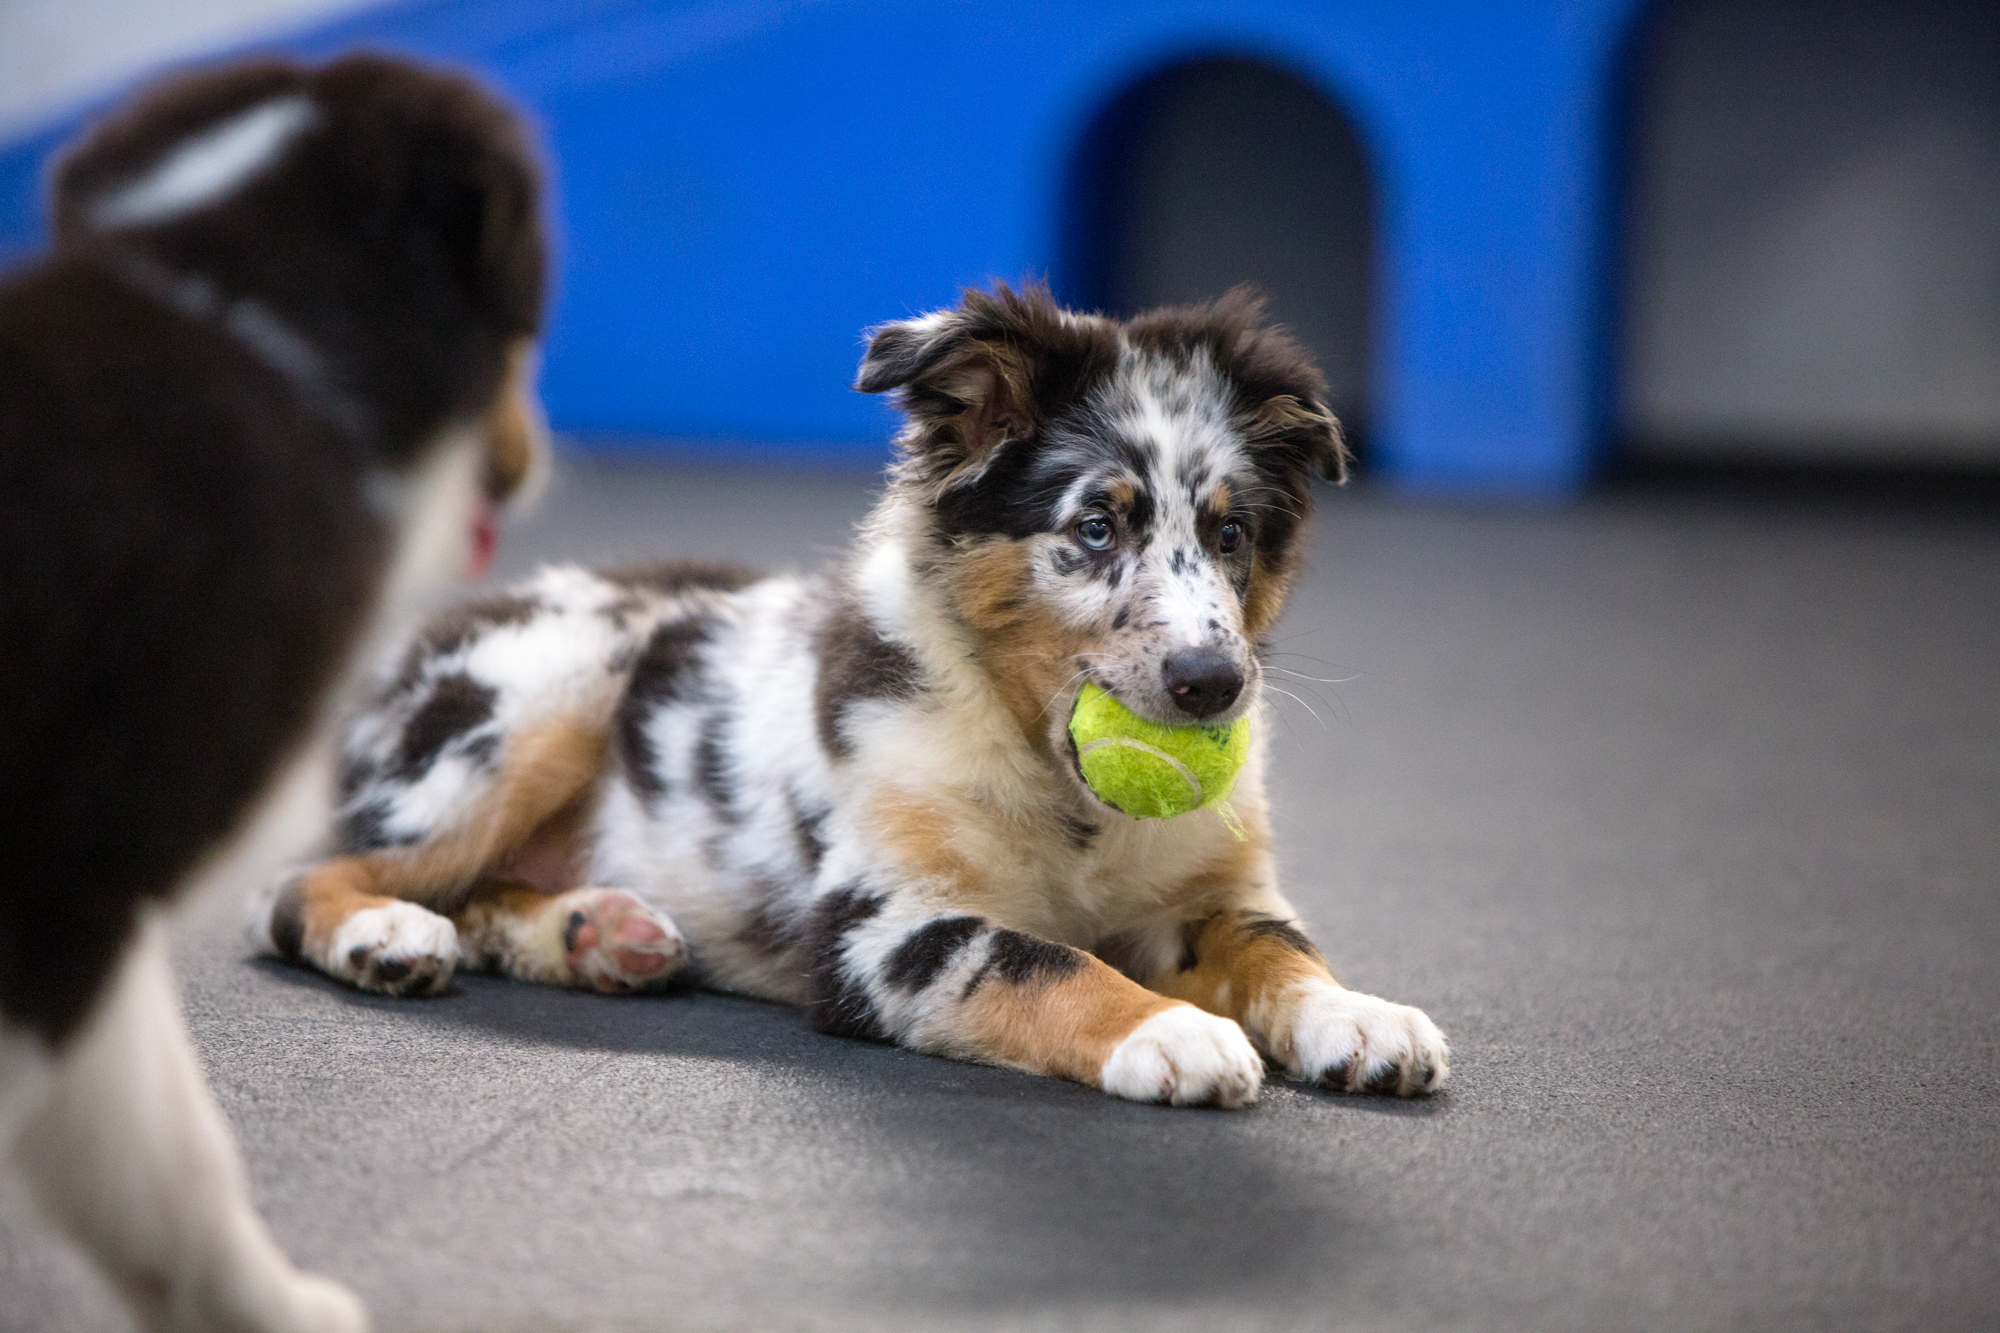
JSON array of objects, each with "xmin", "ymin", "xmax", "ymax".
[
  {"xmin": 11, "ymin": 916, "xmax": 367, "ymax": 1333},
  {"xmin": 257, "ymin": 856, "xmax": 461, "ymax": 998},
  {"xmin": 455, "ymin": 880, "xmax": 685, "ymax": 992}
]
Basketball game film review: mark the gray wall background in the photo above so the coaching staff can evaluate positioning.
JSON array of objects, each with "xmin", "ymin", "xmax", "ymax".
[{"xmin": 1620, "ymin": 0, "xmax": 2000, "ymax": 465}]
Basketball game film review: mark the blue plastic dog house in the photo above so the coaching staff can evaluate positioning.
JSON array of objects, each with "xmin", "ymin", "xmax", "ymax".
[{"xmin": 0, "ymin": 0, "xmax": 1646, "ymax": 497}]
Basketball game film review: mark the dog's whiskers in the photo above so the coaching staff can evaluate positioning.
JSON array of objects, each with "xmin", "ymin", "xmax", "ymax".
[
  {"xmin": 1263, "ymin": 683, "xmax": 1328, "ymax": 730},
  {"xmin": 1268, "ymin": 665, "xmax": 1356, "ymax": 686},
  {"xmin": 1033, "ymin": 667, "xmax": 1097, "ymax": 724}
]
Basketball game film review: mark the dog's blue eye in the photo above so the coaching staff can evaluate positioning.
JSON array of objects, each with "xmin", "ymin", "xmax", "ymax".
[
  {"xmin": 1077, "ymin": 515, "xmax": 1115, "ymax": 552},
  {"xmin": 1219, "ymin": 520, "xmax": 1244, "ymax": 554}
]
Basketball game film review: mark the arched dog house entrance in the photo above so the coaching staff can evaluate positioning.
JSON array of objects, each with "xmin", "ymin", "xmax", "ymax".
[
  {"xmin": 1618, "ymin": 0, "xmax": 2000, "ymax": 468},
  {"xmin": 1059, "ymin": 56, "xmax": 1377, "ymax": 460}
]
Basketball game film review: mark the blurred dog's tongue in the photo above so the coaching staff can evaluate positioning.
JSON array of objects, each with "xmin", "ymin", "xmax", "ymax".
[{"xmin": 468, "ymin": 498, "xmax": 498, "ymax": 578}]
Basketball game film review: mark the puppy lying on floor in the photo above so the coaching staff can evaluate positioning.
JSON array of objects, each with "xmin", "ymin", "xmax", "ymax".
[
  {"xmin": 0, "ymin": 54, "xmax": 548, "ymax": 1330},
  {"xmin": 261, "ymin": 282, "xmax": 1448, "ymax": 1108}
]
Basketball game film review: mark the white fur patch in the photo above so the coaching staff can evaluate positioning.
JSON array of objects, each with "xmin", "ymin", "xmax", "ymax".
[
  {"xmin": 91, "ymin": 93, "xmax": 314, "ymax": 228},
  {"xmin": 1100, "ymin": 1005, "xmax": 1263, "ymax": 1107},
  {"xmin": 91, "ymin": 92, "xmax": 312, "ymax": 227},
  {"xmin": 8, "ymin": 920, "xmax": 369, "ymax": 1332},
  {"xmin": 1278, "ymin": 979, "xmax": 1451, "ymax": 1094},
  {"xmin": 367, "ymin": 428, "xmax": 487, "ymax": 644},
  {"xmin": 323, "ymin": 901, "xmax": 460, "ymax": 991}
]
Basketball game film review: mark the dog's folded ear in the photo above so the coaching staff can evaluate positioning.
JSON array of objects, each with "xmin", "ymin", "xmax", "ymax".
[
  {"xmin": 856, "ymin": 282, "xmax": 1117, "ymax": 487},
  {"xmin": 1249, "ymin": 390, "xmax": 1350, "ymax": 486}
]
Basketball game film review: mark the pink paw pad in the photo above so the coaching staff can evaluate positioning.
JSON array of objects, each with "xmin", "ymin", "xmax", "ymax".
[{"xmin": 560, "ymin": 890, "xmax": 685, "ymax": 992}]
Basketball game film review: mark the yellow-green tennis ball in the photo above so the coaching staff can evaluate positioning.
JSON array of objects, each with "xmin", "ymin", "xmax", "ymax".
[{"xmin": 1068, "ymin": 682, "xmax": 1249, "ymax": 819}]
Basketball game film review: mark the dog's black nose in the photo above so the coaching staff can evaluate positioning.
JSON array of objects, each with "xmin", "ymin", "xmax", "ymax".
[{"xmin": 1162, "ymin": 647, "xmax": 1244, "ymax": 718}]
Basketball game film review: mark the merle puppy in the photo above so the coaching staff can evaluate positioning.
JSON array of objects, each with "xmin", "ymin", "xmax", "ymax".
[
  {"xmin": 262, "ymin": 282, "xmax": 1449, "ymax": 1109},
  {"xmin": 0, "ymin": 53, "xmax": 547, "ymax": 1332}
]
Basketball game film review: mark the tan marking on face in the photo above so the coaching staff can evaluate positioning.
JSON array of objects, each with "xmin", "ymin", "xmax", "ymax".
[
  {"xmin": 370, "ymin": 715, "xmax": 607, "ymax": 907},
  {"xmin": 1209, "ymin": 480, "xmax": 1233, "ymax": 515},
  {"xmin": 948, "ymin": 540, "xmax": 1088, "ymax": 751},
  {"xmin": 1243, "ymin": 548, "xmax": 1298, "ymax": 639},
  {"xmin": 485, "ymin": 338, "xmax": 549, "ymax": 501},
  {"xmin": 867, "ymin": 789, "xmax": 987, "ymax": 897},
  {"xmin": 962, "ymin": 953, "xmax": 1180, "ymax": 1084},
  {"xmin": 1103, "ymin": 476, "xmax": 1135, "ymax": 510}
]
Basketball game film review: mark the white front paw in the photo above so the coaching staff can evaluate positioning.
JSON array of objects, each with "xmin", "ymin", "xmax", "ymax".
[
  {"xmin": 1100, "ymin": 1006, "xmax": 1263, "ymax": 1108},
  {"xmin": 1282, "ymin": 982, "xmax": 1449, "ymax": 1096},
  {"xmin": 323, "ymin": 902, "xmax": 459, "ymax": 996}
]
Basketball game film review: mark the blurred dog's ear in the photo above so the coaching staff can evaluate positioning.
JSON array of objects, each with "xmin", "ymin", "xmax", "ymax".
[
  {"xmin": 856, "ymin": 281, "xmax": 1117, "ymax": 487},
  {"xmin": 49, "ymin": 61, "xmax": 310, "ymax": 239},
  {"xmin": 447, "ymin": 105, "xmax": 546, "ymax": 340},
  {"xmin": 316, "ymin": 54, "xmax": 548, "ymax": 340}
]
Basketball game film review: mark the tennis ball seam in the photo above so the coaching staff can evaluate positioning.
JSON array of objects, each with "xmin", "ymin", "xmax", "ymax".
[
  {"xmin": 1068, "ymin": 681, "xmax": 1249, "ymax": 820},
  {"xmin": 1077, "ymin": 735, "xmax": 1203, "ymax": 805}
]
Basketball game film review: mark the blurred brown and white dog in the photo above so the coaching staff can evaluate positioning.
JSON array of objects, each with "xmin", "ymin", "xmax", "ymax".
[
  {"xmin": 259, "ymin": 282, "xmax": 1449, "ymax": 1110},
  {"xmin": 0, "ymin": 54, "xmax": 548, "ymax": 1332}
]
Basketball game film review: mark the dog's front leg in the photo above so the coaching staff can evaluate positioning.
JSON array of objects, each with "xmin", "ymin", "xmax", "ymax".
[
  {"xmin": 1144, "ymin": 909, "xmax": 1450, "ymax": 1096},
  {"xmin": 12, "ymin": 915, "xmax": 368, "ymax": 1333},
  {"xmin": 806, "ymin": 887, "xmax": 1263, "ymax": 1107}
]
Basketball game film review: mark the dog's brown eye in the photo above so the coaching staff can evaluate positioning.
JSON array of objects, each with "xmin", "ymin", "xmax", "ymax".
[
  {"xmin": 1219, "ymin": 519, "xmax": 1244, "ymax": 554},
  {"xmin": 1077, "ymin": 515, "xmax": 1115, "ymax": 552}
]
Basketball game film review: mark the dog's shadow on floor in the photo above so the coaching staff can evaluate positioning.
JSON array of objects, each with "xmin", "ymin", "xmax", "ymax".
[
  {"xmin": 243, "ymin": 954, "xmax": 1444, "ymax": 1312},
  {"xmin": 250, "ymin": 954, "xmax": 841, "ymax": 1066},
  {"xmin": 249, "ymin": 954, "xmax": 1453, "ymax": 1114}
]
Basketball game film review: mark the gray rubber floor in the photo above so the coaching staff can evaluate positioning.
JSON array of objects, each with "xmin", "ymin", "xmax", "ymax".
[{"xmin": 6, "ymin": 459, "xmax": 1998, "ymax": 1332}]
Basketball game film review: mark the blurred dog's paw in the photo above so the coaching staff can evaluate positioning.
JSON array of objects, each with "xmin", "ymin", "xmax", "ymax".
[
  {"xmin": 321, "ymin": 901, "xmax": 459, "ymax": 996},
  {"xmin": 558, "ymin": 888, "xmax": 686, "ymax": 992}
]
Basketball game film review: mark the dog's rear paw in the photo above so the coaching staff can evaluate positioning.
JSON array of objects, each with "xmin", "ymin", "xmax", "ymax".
[
  {"xmin": 1100, "ymin": 1005, "xmax": 1263, "ymax": 1108},
  {"xmin": 326, "ymin": 901, "xmax": 459, "ymax": 996},
  {"xmin": 1283, "ymin": 982, "xmax": 1449, "ymax": 1096},
  {"xmin": 557, "ymin": 888, "xmax": 686, "ymax": 993}
]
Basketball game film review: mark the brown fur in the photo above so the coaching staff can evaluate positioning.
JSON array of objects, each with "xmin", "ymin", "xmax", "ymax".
[
  {"xmin": 284, "ymin": 857, "xmax": 399, "ymax": 958},
  {"xmin": 372, "ymin": 716, "xmax": 605, "ymax": 906},
  {"xmin": 267, "ymin": 281, "xmax": 1446, "ymax": 1104},
  {"xmin": 486, "ymin": 792, "xmax": 593, "ymax": 898},
  {"xmin": 451, "ymin": 879, "xmax": 562, "ymax": 981},
  {"xmin": 484, "ymin": 339, "xmax": 545, "ymax": 499},
  {"xmin": 1148, "ymin": 910, "xmax": 1333, "ymax": 1022},
  {"xmin": 1243, "ymin": 551, "xmax": 1294, "ymax": 639},
  {"xmin": 270, "ymin": 717, "xmax": 605, "ymax": 993},
  {"xmin": 964, "ymin": 955, "xmax": 1180, "ymax": 1083},
  {"xmin": 946, "ymin": 541, "xmax": 1089, "ymax": 751},
  {"xmin": 867, "ymin": 790, "xmax": 990, "ymax": 898}
]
